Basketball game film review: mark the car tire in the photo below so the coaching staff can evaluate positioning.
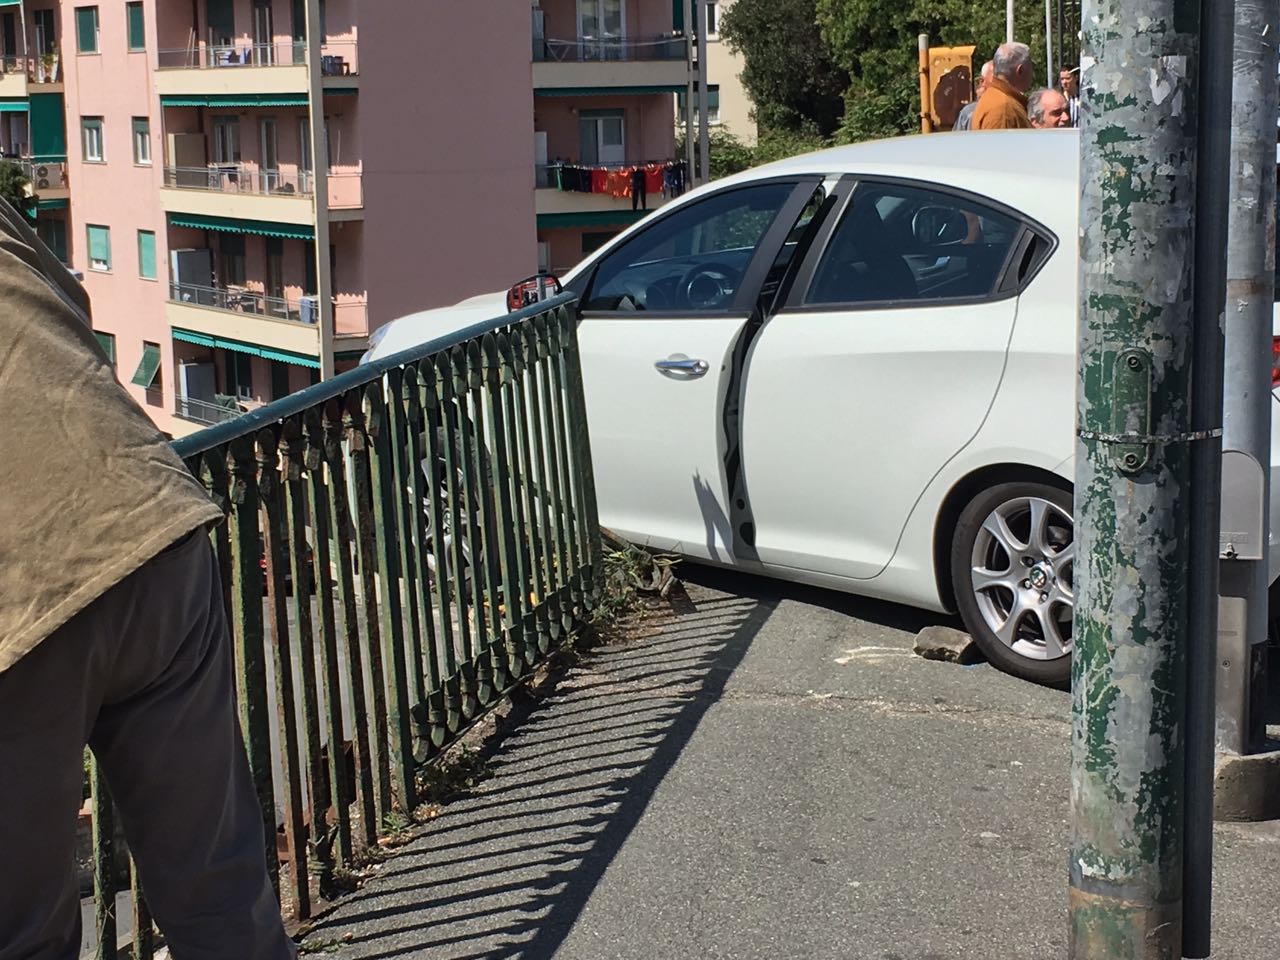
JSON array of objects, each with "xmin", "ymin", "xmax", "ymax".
[{"xmin": 951, "ymin": 481, "xmax": 1074, "ymax": 687}]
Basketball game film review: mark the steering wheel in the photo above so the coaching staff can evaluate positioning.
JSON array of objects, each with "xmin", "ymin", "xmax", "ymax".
[{"xmin": 680, "ymin": 262, "xmax": 739, "ymax": 310}]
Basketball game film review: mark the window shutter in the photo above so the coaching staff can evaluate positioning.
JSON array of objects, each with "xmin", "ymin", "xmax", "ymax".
[
  {"xmin": 137, "ymin": 230, "xmax": 156, "ymax": 279},
  {"xmin": 87, "ymin": 225, "xmax": 109, "ymax": 264},
  {"xmin": 75, "ymin": 7, "xmax": 97, "ymax": 53}
]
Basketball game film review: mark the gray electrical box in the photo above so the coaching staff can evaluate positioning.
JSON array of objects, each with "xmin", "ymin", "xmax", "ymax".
[{"xmin": 1219, "ymin": 450, "xmax": 1266, "ymax": 560}]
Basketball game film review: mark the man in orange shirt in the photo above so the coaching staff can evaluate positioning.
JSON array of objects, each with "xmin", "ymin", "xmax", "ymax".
[{"xmin": 972, "ymin": 42, "xmax": 1034, "ymax": 130}]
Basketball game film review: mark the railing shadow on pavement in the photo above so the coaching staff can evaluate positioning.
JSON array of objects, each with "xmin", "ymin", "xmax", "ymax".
[
  {"xmin": 82, "ymin": 292, "xmax": 604, "ymax": 959},
  {"xmin": 300, "ymin": 586, "xmax": 777, "ymax": 959}
]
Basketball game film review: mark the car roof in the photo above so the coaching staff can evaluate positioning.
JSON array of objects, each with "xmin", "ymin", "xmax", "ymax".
[
  {"xmin": 562, "ymin": 130, "xmax": 1080, "ymax": 284},
  {"xmin": 720, "ymin": 128, "xmax": 1076, "ymax": 226}
]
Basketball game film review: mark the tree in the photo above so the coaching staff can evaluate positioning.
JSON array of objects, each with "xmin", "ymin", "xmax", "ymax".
[
  {"xmin": 718, "ymin": 0, "xmax": 849, "ymax": 137},
  {"xmin": 816, "ymin": 0, "xmax": 1050, "ymax": 142},
  {"xmin": 0, "ymin": 160, "xmax": 37, "ymax": 220}
]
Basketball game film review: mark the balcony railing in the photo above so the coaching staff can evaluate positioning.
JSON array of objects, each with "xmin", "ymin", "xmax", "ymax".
[
  {"xmin": 333, "ymin": 298, "xmax": 369, "ymax": 336},
  {"xmin": 170, "ymin": 281, "xmax": 319, "ymax": 325},
  {"xmin": 164, "ymin": 164, "xmax": 315, "ymax": 197},
  {"xmin": 534, "ymin": 33, "xmax": 687, "ymax": 63},
  {"xmin": 158, "ymin": 40, "xmax": 307, "ymax": 70},
  {"xmin": 82, "ymin": 294, "xmax": 601, "ymax": 955},
  {"xmin": 174, "ymin": 394, "xmax": 246, "ymax": 427},
  {"xmin": 326, "ymin": 171, "xmax": 363, "ymax": 209},
  {"xmin": 157, "ymin": 39, "xmax": 359, "ymax": 73}
]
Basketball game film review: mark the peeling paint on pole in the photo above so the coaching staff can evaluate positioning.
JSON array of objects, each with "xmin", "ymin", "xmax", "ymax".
[{"xmin": 1071, "ymin": 1, "xmax": 1200, "ymax": 957}]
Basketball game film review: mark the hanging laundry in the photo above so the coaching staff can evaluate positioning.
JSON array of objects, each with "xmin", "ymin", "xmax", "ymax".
[
  {"xmin": 631, "ymin": 167, "xmax": 648, "ymax": 211},
  {"xmin": 591, "ymin": 168, "xmax": 609, "ymax": 194},
  {"xmin": 606, "ymin": 168, "xmax": 632, "ymax": 200}
]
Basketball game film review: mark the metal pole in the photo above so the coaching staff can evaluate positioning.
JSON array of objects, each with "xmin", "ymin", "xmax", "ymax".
[
  {"xmin": 1219, "ymin": 0, "xmax": 1277, "ymax": 756},
  {"xmin": 683, "ymin": 0, "xmax": 695, "ymax": 186},
  {"xmin": 1182, "ymin": 0, "xmax": 1236, "ymax": 953},
  {"xmin": 696, "ymin": 0, "xmax": 710, "ymax": 184},
  {"xmin": 1070, "ymin": 0, "xmax": 1202, "ymax": 955},
  {"xmin": 918, "ymin": 35, "xmax": 933, "ymax": 134},
  {"xmin": 1007, "ymin": 0, "xmax": 1015, "ymax": 42},
  {"xmin": 1044, "ymin": 0, "xmax": 1054, "ymax": 87},
  {"xmin": 1057, "ymin": 0, "xmax": 1064, "ymax": 77}
]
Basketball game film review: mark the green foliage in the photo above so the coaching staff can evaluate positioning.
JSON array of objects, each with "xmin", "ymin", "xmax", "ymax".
[
  {"xmin": 718, "ymin": 0, "xmax": 849, "ymax": 137},
  {"xmin": 0, "ymin": 160, "xmax": 36, "ymax": 219},
  {"xmin": 816, "ymin": 0, "xmax": 1051, "ymax": 142}
]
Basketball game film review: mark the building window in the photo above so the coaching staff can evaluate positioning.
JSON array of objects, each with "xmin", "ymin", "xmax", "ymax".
[
  {"xmin": 94, "ymin": 331, "xmax": 116, "ymax": 368},
  {"xmin": 677, "ymin": 85, "xmax": 721, "ymax": 124},
  {"xmin": 270, "ymin": 360, "xmax": 291, "ymax": 401},
  {"xmin": 36, "ymin": 218, "xmax": 67, "ymax": 264},
  {"xmin": 137, "ymin": 230, "xmax": 156, "ymax": 280},
  {"xmin": 578, "ymin": 110, "xmax": 625, "ymax": 166},
  {"xmin": 212, "ymin": 117, "xmax": 241, "ymax": 165},
  {"xmin": 227, "ymin": 350, "xmax": 253, "ymax": 401},
  {"xmin": 218, "ymin": 234, "xmax": 245, "ymax": 287},
  {"xmin": 707, "ymin": 2, "xmax": 718, "ymax": 36},
  {"xmin": 131, "ymin": 117, "xmax": 150, "ymax": 165},
  {"xmin": 82, "ymin": 117, "xmax": 104, "ymax": 162},
  {"xmin": 126, "ymin": 2, "xmax": 144, "ymax": 50},
  {"xmin": 75, "ymin": 6, "xmax": 99, "ymax": 54},
  {"xmin": 582, "ymin": 232, "xmax": 615, "ymax": 256},
  {"xmin": 86, "ymin": 224, "xmax": 110, "ymax": 272},
  {"xmin": 130, "ymin": 340, "xmax": 162, "ymax": 406}
]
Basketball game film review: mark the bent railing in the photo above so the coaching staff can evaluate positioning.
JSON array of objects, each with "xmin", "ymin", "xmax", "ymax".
[{"xmin": 86, "ymin": 294, "xmax": 600, "ymax": 956}]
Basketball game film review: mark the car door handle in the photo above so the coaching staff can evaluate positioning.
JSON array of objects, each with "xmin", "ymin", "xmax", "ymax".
[{"xmin": 655, "ymin": 357, "xmax": 709, "ymax": 377}]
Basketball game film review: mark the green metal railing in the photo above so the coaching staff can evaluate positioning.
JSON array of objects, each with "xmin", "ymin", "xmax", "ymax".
[{"xmin": 86, "ymin": 294, "xmax": 601, "ymax": 956}]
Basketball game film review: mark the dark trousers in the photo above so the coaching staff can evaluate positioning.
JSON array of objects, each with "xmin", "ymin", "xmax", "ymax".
[{"xmin": 0, "ymin": 530, "xmax": 295, "ymax": 960}]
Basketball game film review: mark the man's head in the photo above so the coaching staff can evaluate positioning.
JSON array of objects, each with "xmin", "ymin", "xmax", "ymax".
[
  {"xmin": 1059, "ymin": 67, "xmax": 1080, "ymax": 98},
  {"xmin": 1028, "ymin": 88, "xmax": 1071, "ymax": 128},
  {"xmin": 976, "ymin": 60, "xmax": 995, "ymax": 98},
  {"xmin": 993, "ymin": 42, "xmax": 1034, "ymax": 93}
]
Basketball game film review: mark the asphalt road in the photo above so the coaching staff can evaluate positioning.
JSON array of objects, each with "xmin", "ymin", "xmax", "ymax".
[{"xmin": 298, "ymin": 564, "xmax": 1280, "ymax": 959}]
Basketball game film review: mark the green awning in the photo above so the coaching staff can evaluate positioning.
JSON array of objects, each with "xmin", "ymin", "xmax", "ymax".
[
  {"xmin": 130, "ymin": 343, "xmax": 162, "ymax": 388},
  {"xmin": 0, "ymin": 100, "xmax": 28, "ymax": 113},
  {"xmin": 160, "ymin": 93, "xmax": 310, "ymax": 108},
  {"xmin": 534, "ymin": 85, "xmax": 686, "ymax": 97},
  {"xmin": 324, "ymin": 87, "xmax": 358, "ymax": 96},
  {"xmin": 30, "ymin": 93, "xmax": 67, "ymax": 161},
  {"xmin": 167, "ymin": 213, "xmax": 315, "ymax": 241},
  {"xmin": 37, "ymin": 198, "xmax": 68, "ymax": 210},
  {"xmin": 172, "ymin": 327, "xmax": 321, "ymax": 369},
  {"xmin": 0, "ymin": 2, "xmax": 23, "ymax": 8},
  {"xmin": 537, "ymin": 210, "xmax": 649, "ymax": 230}
]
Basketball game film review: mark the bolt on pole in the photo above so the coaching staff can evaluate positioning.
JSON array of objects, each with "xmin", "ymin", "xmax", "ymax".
[
  {"xmin": 1219, "ymin": 0, "xmax": 1277, "ymax": 759},
  {"xmin": 1070, "ymin": 0, "xmax": 1205, "ymax": 955}
]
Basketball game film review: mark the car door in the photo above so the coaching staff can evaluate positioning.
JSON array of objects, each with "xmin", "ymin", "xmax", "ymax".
[
  {"xmin": 739, "ymin": 178, "xmax": 1035, "ymax": 580},
  {"xmin": 573, "ymin": 177, "xmax": 823, "ymax": 560}
]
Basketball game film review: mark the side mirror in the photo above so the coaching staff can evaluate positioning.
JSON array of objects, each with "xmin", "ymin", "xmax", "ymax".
[
  {"xmin": 911, "ymin": 205, "xmax": 970, "ymax": 247},
  {"xmin": 507, "ymin": 273, "xmax": 563, "ymax": 313}
]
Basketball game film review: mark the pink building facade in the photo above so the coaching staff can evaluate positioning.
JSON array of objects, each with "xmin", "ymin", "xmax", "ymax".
[{"xmin": 8, "ymin": 0, "xmax": 685, "ymax": 436}]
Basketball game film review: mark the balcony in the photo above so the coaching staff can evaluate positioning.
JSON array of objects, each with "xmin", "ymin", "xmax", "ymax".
[
  {"xmin": 174, "ymin": 394, "xmax": 246, "ymax": 428},
  {"xmin": 326, "ymin": 172, "xmax": 364, "ymax": 219},
  {"xmin": 333, "ymin": 298, "xmax": 370, "ymax": 339},
  {"xmin": 156, "ymin": 40, "xmax": 309, "ymax": 98},
  {"xmin": 21, "ymin": 160, "xmax": 69, "ymax": 201},
  {"xmin": 532, "ymin": 34, "xmax": 689, "ymax": 93},
  {"xmin": 167, "ymin": 281, "xmax": 322, "ymax": 358},
  {"xmin": 0, "ymin": 55, "xmax": 28, "ymax": 98},
  {"xmin": 535, "ymin": 161, "xmax": 675, "ymax": 220},
  {"xmin": 161, "ymin": 165, "xmax": 315, "ymax": 225},
  {"xmin": 155, "ymin": 40, "xmax": 358, "ymax": 98}
]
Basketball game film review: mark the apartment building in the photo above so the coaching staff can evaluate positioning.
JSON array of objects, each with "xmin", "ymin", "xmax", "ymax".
[
  {"xmin": 673, "ymin": 1, "xmax": 754, "ymax": 146},
  {"xmin": 2, "ymin": 1, "xmax": 689, "ymax": 438},
  {"xmin": 533, "ymin": 0, "xmax": 688, "ymax": 274}
]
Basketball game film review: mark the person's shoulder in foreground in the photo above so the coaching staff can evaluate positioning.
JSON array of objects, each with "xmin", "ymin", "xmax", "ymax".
[{"xmin": 0, "ymin": 201, "xmax": 222, "ymax": 676}]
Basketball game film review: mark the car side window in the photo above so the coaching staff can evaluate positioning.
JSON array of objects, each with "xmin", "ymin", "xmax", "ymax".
[
  {"xmin": 582, "ymin": 181, "xmax": 796, "ymax": 313},
  {"xmin": 804, "ymin": 182, "xmax": 1022, "ymax": 307}
]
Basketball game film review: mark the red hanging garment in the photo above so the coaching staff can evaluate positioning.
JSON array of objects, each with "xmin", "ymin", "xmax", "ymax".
[{"xmin": 591, "ymin": 168, "xmax": 608, "ymax": 193}]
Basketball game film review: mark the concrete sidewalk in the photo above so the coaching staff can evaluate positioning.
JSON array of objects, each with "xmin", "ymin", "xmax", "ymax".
[{"xmin": 302, "ymin": 567, "xmax": 1280, "ymax": 960}]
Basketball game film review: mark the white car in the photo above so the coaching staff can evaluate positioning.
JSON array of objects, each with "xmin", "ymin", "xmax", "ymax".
[{"xmin": 367, "ymin": 129, "xmax": 1280, "ymax": 685}]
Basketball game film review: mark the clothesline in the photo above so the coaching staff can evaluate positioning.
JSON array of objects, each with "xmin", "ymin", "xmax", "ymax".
[{"xmin": 547, "ymin": 160, "xmax": 689, "ymax": 206}]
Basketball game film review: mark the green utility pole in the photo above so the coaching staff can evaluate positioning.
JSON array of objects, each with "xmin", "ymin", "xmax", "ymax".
[{"xmin": 1070, "ymin": 0, "xmax": 1232, "ymax": 954}]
